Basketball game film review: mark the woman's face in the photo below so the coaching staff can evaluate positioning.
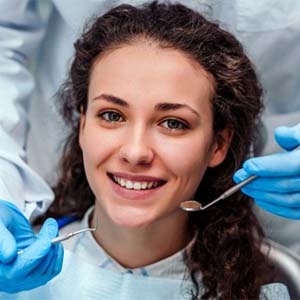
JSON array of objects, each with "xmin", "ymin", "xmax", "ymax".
[{"xmin": 79, "ymin": 41, "xmax": 230, "ymax": 229}]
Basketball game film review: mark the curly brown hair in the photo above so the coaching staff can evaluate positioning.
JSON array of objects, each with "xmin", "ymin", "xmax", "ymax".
[{"xmin": 42, "ymin": 2, "xmax": 273, "ymax": 299}]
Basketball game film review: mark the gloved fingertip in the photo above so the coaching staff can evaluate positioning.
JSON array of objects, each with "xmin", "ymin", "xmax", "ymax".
[
  {"xmin": 243, "ymin": 158, "xmax": 260, "ymax": 174},
  {"xmin": 233, "ymin": 168, "xmax": 248, "ymax": 183},
  {"xmin": 274, "ymin": 126, "xmax": 289, "ymax": 144},
  {"xmin": 275, "ymin": 125, "xmax": 300, "ymax": 150},
  {"xmin": 0, "ymin": 242, "xmax": 17, "ymax": 263},
  {"xmin": 38, "ymin": 218, "xmax": 59, "ymax": 240}
]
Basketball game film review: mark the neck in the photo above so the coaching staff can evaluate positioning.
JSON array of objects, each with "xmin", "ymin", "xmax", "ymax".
[{"xmin": 91, "ymin": 206, "xmax": 191, "ymax": 269}]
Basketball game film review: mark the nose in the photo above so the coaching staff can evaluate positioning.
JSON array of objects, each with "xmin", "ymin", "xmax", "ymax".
[{"xmin": 119, "ymin": 127, "xmax": 154, "ymax": 166}]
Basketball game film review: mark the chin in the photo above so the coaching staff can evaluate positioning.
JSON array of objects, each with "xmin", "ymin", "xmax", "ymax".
[
  {"xmin": 109, "ymin": 206, "xmax": 159, "ymax": 228},
  {"xmin": 114, "ymin": 219, "xmax": 152, "ymax": 228}
]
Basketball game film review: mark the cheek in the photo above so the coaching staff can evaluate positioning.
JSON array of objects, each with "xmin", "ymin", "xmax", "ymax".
[
  {"xmin": 81, "ymin": 126, "xmax": 119, "ymax": 168},
  {"xmin": 157, "ymin": 133, "xmax": 213, "ymax": 181}
]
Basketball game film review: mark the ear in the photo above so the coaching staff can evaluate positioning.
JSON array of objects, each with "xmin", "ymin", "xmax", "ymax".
[
  {"xmin": 79, "ymin": 107, "xmax": 86, "ymax": 149},
  {"xmin": 208, "ymin": 128, "xmax": 233, "ymax": 168}
]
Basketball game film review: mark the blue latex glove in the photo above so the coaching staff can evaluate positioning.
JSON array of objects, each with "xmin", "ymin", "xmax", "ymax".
[
  {"xmin": 234, "ymin": 123, "xmax": 300, "ymax": 219},
  {"xmin": 0, "ymin": 200, "xmax": 63, "ymax": 293}
]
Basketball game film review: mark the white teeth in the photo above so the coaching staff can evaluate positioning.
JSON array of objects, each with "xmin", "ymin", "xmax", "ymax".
[
  {"xmin": 133, "ymin": 182, "xmax": 141, "ymax": 190},
  {"xmin": 112, "ymin": 176, "xmax": 161, "ymax": 190},
  {"xmin": 126, "ymin": 181, "xmax": 133, "ymax": 189}
]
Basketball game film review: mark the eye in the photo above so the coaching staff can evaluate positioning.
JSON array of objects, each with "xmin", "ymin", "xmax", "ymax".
[
  {"xmin": 99, "ymin": 111, "xmax": 124, "ymax": 122},
  {"xmin": 160, "ymin": 118, "xmax": 189, "ymax": 131}
]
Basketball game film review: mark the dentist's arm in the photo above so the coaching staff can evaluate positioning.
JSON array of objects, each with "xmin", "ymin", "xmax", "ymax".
[
  {"xmin": 0, "ymin": 0, "xmax": 54, "ymax": 217},
  {"xmin": 234, "ymin": 123, "xmax": 300, "ymax": 219},
  {"xmin": 0, "ymin": 1, "xmax": 63, "ymax": 292}
]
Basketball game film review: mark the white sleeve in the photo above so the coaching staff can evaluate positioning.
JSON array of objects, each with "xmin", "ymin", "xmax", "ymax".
[{"xmin": 0, "ymin": 0, "xmax": 54, "ymax": 219}]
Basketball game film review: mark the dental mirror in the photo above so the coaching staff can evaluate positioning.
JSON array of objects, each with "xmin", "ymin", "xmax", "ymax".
[{"xmin": 180, "ymin": 175, "xmax": 257, "ymax": 212}]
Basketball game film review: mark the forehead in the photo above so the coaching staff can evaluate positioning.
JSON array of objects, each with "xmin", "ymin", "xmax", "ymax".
[{"xmin": 88, "ymin": 41, "xmax": 215, "ymax": 111}]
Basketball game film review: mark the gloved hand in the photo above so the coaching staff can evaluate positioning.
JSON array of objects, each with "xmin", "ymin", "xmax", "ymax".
[
  {"xmin": 0, "ymin": 199, "xmax": 63, "ymax": 293},
  {"xmin": 234, "ymin": 123, "xmax": 300, "ymax": 219}
]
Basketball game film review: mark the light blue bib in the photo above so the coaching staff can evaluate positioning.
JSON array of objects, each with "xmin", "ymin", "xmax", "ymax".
[
  {"xmin": 0, "ymin": 249, "xmax": 289, "ymax": 300},
  {"xmin": 0, "ymin": 250, "xmax": 195, "ymax": 300}
]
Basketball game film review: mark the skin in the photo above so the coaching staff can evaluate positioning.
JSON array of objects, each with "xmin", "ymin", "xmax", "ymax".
[{"xmin": 79, "ymin": 40, "xmax": 232, "ymax": 268}]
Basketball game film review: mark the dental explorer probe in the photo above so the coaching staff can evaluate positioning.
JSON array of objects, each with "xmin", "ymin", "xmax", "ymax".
[
  {"xmin": 17, "ymin": 220, "xmax": 98, "ymax": 255},
  {"xmin": 51, "ymin": 226, "xmax": 97, "ymax": 243},
  {"xmin": 180, "ymin": 175, "xmax": 257, "ymax": 212}
]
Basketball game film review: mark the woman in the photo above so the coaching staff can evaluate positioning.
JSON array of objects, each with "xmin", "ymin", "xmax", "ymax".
[{"xmin": 13, "ymin": 1, "xmax": 288, "ymax": 299}]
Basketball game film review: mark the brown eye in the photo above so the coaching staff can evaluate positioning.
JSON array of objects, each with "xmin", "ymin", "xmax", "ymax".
[
  {"xmin": 100, "ymin": 111, "xmax": 124, "ymax": 122},
  {"xmin": 160, "ymin": 118, "xmax": 188, "ymax": 130}
]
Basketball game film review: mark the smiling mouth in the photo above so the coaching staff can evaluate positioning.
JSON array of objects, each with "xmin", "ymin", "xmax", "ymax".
[{"xmin": 107, "ymin": 173, "xmax": 166, "ymax": 191}]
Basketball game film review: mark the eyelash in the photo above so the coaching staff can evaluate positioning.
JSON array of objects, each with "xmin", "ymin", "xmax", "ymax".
[{"xmin": 98, "ymin": 110, "xmax": 190, "ymax": 131}]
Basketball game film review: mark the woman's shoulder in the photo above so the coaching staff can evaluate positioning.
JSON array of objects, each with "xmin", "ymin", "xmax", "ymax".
[{"xmin": 260, "ymin": 283, "xmax": 290, "ymax": 300}]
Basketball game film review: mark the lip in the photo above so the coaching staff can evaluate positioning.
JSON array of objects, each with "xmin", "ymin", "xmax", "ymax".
[{"xmin": 107, "ymin": 172, "xmax": 167, "ymax": 201}]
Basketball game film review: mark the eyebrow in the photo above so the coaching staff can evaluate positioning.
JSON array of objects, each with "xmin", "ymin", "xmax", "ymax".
[
  {"xmin": 92, "ymin": 94, "xmax": 129, "ymax": 107},
  {"xmin": 154, "ymin": 102, "xmax": 200, "ymax": 117},
  {"xmin": 92, "ymin": 93, "xmax": 200, "ymax": 117}
]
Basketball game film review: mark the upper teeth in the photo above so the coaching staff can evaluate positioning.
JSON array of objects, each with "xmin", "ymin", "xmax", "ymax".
[{"xmin": 113, "ymin": 176, "xmax": 160, "ymax": 190}]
